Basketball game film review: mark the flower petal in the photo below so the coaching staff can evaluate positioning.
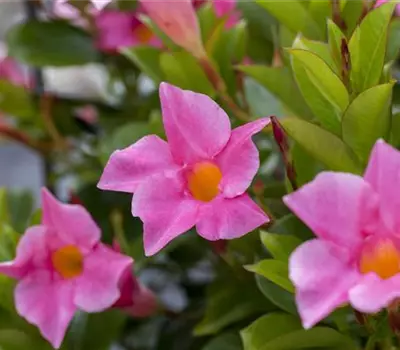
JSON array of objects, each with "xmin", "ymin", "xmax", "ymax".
[
  {"xmin": 290, "ymin": 239, "xmax": 359, "ymax": 328},
  {"xmin": 196, "ymin": 193, "xmax": 268, "ymax": 240},
  {"xmin": 0, "ymin": 225, "xmax": 48, "ymax": 279},
  {"xmin": 283, "ymin": 172, "xmax": 378, "ymax": 248},
  {"xmin": 349, "ymin": 273, "xmax": 400, "ymax": 314},
  {"xmin": 159, "ymin": 83, "xmax": 231, "ymax": 165},
  {"xmin": 132, "ymin": 175, "xmax": 199, "ymax": 256},
  {"xmin": 15, "ymin": 270, "xmax": 75, "ymax": 349},
  {"xmin": 98, "ymin": 135, "xmax": 179, "ymax": 193},
  {"xmin": 74, "ymin": 244, "xmax": 132, "ymax": 312},
  {"xmin": 216, "ymin": 118, "xmax": 269, "ymax": 197},
  {"xmin": 41, "ymin": 188, "xmax": 100, "ymax": 250},
  {"xmin": 140, "ymin": 0, "xmax": 204, "ymax": 57},
  {"xmin": 364, "ymin": 140, "xmax": 400, "ymax": 234}
]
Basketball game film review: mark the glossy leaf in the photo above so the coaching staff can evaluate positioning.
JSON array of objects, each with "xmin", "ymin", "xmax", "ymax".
[
  {"xmin": 342, "ymin": 83, "xmax": 394, "ymax": 164},
  {"xmin": 349, "ymin": 3, "xmax": 395, "ymax": 93},
  {"xmin": 290, "ymin": 49, "xmax": 349, "ymax": 135},
  {"xmin": 246, "ymin": 259, "xmax": 294, "ymax": 293},
  {"xmin": 160, "ymin": 52, "xmax": 215, "ymax": 96},
  {"xmin": 241, "ymin": 313, "xmax": 302, "ymax": 350},
  {"xmin": 260, "ymin": 231, "xmax": 302, "ymax": 262},
  {"xmin": 202, "ymin": 333, "xmax": 242, "ymax": 350},
  {"xmin": 327, "ymin": 19, "xmax": 346, "ymax": 71},
  {"xmin": 387, "ymin": 18, "xmax": 400, "ymax": 62},
  {"xmin": 7, "ymin": 21, "xmax": 99, "ymax": 67},
  {"xmin": 0, "ymin": 81, "xmax": 36, "ymax": 121},
  {"xmin": 122, "ymin": 46, "xmax": 164, "ymax": 82},
  {"xmin": 341, "ymin": 0, "xmax": 364, "ymax": 36},
  {"xmin": 280, "ymin": 118, "xmax": 362, "ymax": 174},
  {"xmin": 237, "ymin": 65, "xmax": 313, "ymax": 120}
]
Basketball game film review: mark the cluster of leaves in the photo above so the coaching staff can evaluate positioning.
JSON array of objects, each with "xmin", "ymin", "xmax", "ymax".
[{"xmin": 0, "ymin": 0, "xmax": 400, "ymax": 349}]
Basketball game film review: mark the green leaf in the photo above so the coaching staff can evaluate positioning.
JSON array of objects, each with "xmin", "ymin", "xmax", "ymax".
[
  {"xmin": 202, "ymin": 333, "xmax": 242, "ymax": 350},
  {"xmin": 7, "ymin": 20, "xmax": 99, "ymax": 67},
  {"xmin": 308, "ymin": 0, "xmax": 331, "ymax": 39},
  {"xmin": 289, "ymin": 49, "xmax": 349, "ymax": 135},
  {"xmin": 256, "ymin": 275, "xmax": 297, "ymax": 315},
  {"xmin": 7, "ymin": 190, "xmax": 33, "ymax": 234},
  {"xmin": 391, "ymin": 112, "xmax": 400, "ymax": 148},
  {"xmin": 341, "ymin": 0, "xmax": 364, "ymax": 36},
  {"xmin": 260, "ymin": 327, "xmax": 358, "ymax": 350},
  {"xmin": 292, "ymin": 142, "xmax": 323, "ymax": 187},
  {"xmin": 293, "ymin": 36, "xmax": 338, "ymax": 74},
  {"xmin": 269, "ymin": 214, "xmax": 313, "ymax": 241},
  {"xmin": 260, "ymin": 231, "xmax": 302, "ymax": 262},
  {"xmin": 237, "ymin": 65, "xmax": 313, "ymax": 120},
  {"xmin": 327, "ymin": 19, "xmax": 346, "ymax": 71},
  {"xmin": 349, "ymin": 3, "xmax": 395, "ymax": 93},
  {"xmin": 386, "ymin": 18, "xmax": 400, "ymax": 62},
  {"xmin": 342, "ymin": 83, "xmax": 393, "ymax": 164},
  {"xmin": 29, "ymin": 209, "xmax": 42, "ymax": 227},
  {"xmin": 256, "ymin": 0, "xmax": 322, "ymax": 40},
  {"xmin": 280, "ymin": 118, "xmax": 362, "ymax": 173},
  {"xmin": 246, "ymin": 259, "xmax": 294, "ymax": 293},
  {"xmin": 0, "ymin": 81, "xmax": 36, "ymax": 121},
  {"xmin": 160, "ymin": 52, "xmax": 215, "ymax": 96},
  {"xmin": 241, "ymin": 313, "xmax": 302, "ymax": 350},
  {"xmin": 100, "ymin": 122, "xmax": 150, "ymax": 164},
  {"xmin": 122, "ymin": 46, "xmax": 164, "ymax": 82}
]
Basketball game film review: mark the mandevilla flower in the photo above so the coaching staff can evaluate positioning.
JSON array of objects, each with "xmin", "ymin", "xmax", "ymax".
[
  {"xmin": 213, "ymin": 0, "xmax": 240, "ymax": 28},
  {"xmin": 375, "ymin": 0, "xmax": 400, "ymax": 16},
  {"xmin": 0, "ymin": 188, "xmax": 132, "ymax": 349},
  {"xmin": 95, "ymin": 9, "xmax": 162, "ymax": 52},
  {"xmin": 285, "ymin": 140, "xmax": 400, "ymax": 328},
  {"xmin": 139, "ymin": 0, "xmax": 206, "ymax": 58},
  {"xmin": 98, "ymin": 83, "xmax": 269, "ymax": 256}
]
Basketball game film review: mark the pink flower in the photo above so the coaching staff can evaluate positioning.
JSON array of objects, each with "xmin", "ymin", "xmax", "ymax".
[
  {"xmin": 0, "ymin": 56, "xmax": 28, "ymax": 88},
  {"xmin": 139, "ymin": 0, "xmax": 206, "ymax": 58},
  {"xmin": 375, "ymin": 0, "xmax": 400, "ymax": 16},
  {"xmin": 285, "ymin": 139, "xmax": 400, "ymax": 329},
  {"xmin": 95, "ymin": 10, "xmax": 162, "ymax": 52},
  {"xmin": 0, "ymin": 188, "xmax": 132, "ymax": 349},
  {"xmin": 213, "ymin": 0, "xmax": 240, "ymax": 28},
  {"xmin": 98, "ymin": 83, "xmax": 269, "ymax": 256},
  {"xmin": 112, "ymin": 241, "xmax": 158, "ymax": 318}
]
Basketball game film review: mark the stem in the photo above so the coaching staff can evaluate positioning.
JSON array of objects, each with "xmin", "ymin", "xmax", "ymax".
[
  {"xmin": 198, "ymin": 56, "xmax": 251, "ymax": 123},
  {"xmin": 0, "ymin": 124, "xmax": 49, "ymax": 153}
]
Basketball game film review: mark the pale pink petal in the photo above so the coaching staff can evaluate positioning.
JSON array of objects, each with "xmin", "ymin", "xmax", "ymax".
[
  {"xmin": 15, "ymin": 270, "xmax": 75, "ymax": 349},
  {"xmin": 290, "ymin": 239, "xmax": 359, "ymax": 328},
  {"xmin": 98, "ymin": 135, "xmax": 179, "ymax": 193},
  {"xmin": 364, "ymin": 140, "xmax": 400, "ymax": 234},
  {"xmin": 283, "ymin": 172, "xmax": 379, "ymax": 249},
  {"xmin": 159, "ymin": 83, "xmax": 231, "ymax": 165},
  {"xmin": 132, "ymin": 175, "xmax": 199, "ymax": 256},
  {"xmin": 0, "ymin": 57, "xmax": 26, "ymax": 87},
  {"xmin": 0, "ymin": 225, "xmax": 48, "ymax": 279},
  {"xmin": 41, "ymin": 188, "xmax": 100, "ymax": 250},
  {"xmin": 96, "ymin": 11, "xmax": 138, "ymax": 52},
  {"xmin": 349, "ymin": 274, "xmax": 400, "ymax": 313},
  {"xmin": 216, "ymin": 118, "xmax": 269, "ymax": 197},
  {"xmin": 140, "ymin": 0, "xmax": 204, "ymax": 57},
  {"xmin": 196, "ymin": 194, "xmax": 268, "ymax": 240},
  {"xmin": 74, "ymin": 244, "xmax": 132, "ymax": 312}
]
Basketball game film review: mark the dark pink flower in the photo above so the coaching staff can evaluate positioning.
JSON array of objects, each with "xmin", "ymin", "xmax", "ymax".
[{"xmin": 212, "ymin": 0, "xmax": 240, "ymax": 28}]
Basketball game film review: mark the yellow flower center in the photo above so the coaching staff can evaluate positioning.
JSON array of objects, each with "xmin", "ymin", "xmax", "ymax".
[
  {"xmin": 360, "ymin": 239, "xmax": 400, "ymax": 279},
  {"xmin": 52, "ymin": 245, "xmax": 84, "ymax": 279},
  {"xmin": 187, "ymin": 162, "xmax": 222, "ymax": 202},
  {"xmin": 133, "ymin": 24, "xmax": 154, "ymax": 44}
]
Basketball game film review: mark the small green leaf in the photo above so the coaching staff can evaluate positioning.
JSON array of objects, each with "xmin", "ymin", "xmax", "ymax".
[
  {"xmin": 308, "ymin": 0, "xmax": 331, "ymax": 39},
  {"xmin": 256, "ymin": 275, "xmax": 297, "ymax": 315},
  {"xmin": 391, "ymin": 112, "xmax": 400, "ymax": 148},
  {"xmin": 349, "ymin": 3, "xmax": 396, "ymax": 93},
  {"xmin": 246, "ymin": 259, "xmax": 294, "ymax": 293},
  {"xmin": 289, "ymin": 49, "xmax": 349, "ymax": 135},
  {"xmin": 160, "ymin": 52, "xmax": 215, "ymax": 96},
  {"xmin": 7, "ymin": 190, "xmax": 34, "ymax": 234},
  {"xmin": 241, "ymin": 313, "xmax": 302, "ymax": 350},
  {"xmin": 256, "ymin": 0, "xmax": 322, "ymax": 40},
  {"xmin": 292, "ymin": 142, "xmax": 323, "ymax": 187},
  {"xmin": 122, "ymin": 46, "xmax": 164, "ymax": 82},
  {"xmin": 386, "ymin": 18, "xmax": 400, "ymax": 62},
  {"xmin": 342, "ymin": 82, "xmax": 394, "ymax": 164},
  {"xmin": 29, "ymin": 209, "xmax": 42, "ymax": 226},
  {"xmin": 269, "ymin": 214, "xmax": 313, "ymax": 241},
  {"xmin": 202, "ymin": 333, "xmax": 242, "ymax": 350},
  {"xmin": 327, "ymin": 19, "xmax": 346, "ymax": 71},
  {"xmin": 7, "ymin": 20, "xmax": 99, "ymax": 67},
  {"xmin": 260, "ymin": 231, "xmax": 302, "ymax": 262},
  {"xmin": 341, "ymin": 0, "xmax": 364, "ymax": 36},
  {"xmin": 0, "ymin": 81, "xmax": 36, "ymax": 121},
  {"xmin": 280, "ymin": 118, "xmax": 362, "ymax": 173},
  {"xmin": 237, "ymin": 65, "xmax": 313, "ymax": 120}
]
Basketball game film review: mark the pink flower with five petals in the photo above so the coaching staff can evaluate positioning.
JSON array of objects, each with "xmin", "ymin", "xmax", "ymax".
[
  {"xmin": 0, "ymin": 188, "xmax": 132, "ymax": 349},
  {"xmin": 98, "ymin": 83, "xmax": 269, "ymax": 256},
  {"xmin": 285, "ymin": 140, "xmax": 400, "ymax": 329}
]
